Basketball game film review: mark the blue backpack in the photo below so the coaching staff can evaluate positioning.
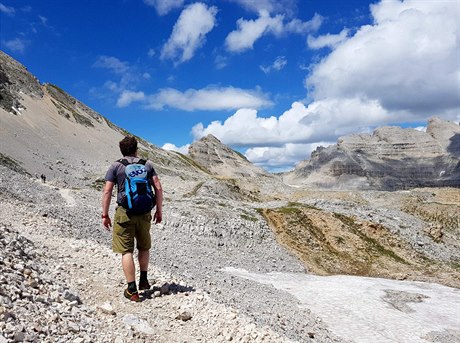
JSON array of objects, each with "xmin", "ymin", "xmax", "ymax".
[{"xmin": 119, "ymin": 158, "xmax": 155, "ymax": 215}]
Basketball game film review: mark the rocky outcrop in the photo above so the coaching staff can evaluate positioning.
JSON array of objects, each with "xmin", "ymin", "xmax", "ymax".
[
  {"xmin": 188, "ymin": 134, "xmax": 269, "ymax": 178},
  {"xmin": 285, "ymin": 118, "xmax": 460, "ymax": 190},
  {"xmin": 0, "ymin": 51, "xmax": 212, "ymax": 190},
  {"xmin": 0, "ymin": 51, "xmax": 44, "ymax": 113}
]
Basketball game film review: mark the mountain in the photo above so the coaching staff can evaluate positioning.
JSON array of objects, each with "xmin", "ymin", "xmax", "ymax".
[
  {"xmin": 188, "ymin": 134, "xmax": 268, "ymax": 178},
  {"xmin": 284, "ymin": 118, "xmax": 460, "ymax": 190},
  {"xmin": 1, "ymin": 50, "xmax": 460, "ymax": 343},
  {"xmin": 0, "ymin": 50, "xmax": 286, "ymax": 201}
]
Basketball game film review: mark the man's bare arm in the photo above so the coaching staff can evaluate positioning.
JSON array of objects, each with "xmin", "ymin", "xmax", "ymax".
[
  {"xmin": 102, "ymin": 181, "xmax": 115, "ymax": 229},
  {"xmin": 151, "ymin": 175, "xmax": 163, "ymax": 223}
]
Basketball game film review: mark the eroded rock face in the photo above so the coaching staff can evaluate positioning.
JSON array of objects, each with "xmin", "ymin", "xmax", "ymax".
[
  {"xmin": 0, "ymin": 51, "xmax": 44, "ymax": 113},
  {"xmin": 188, "ymin": 134, "xmax": 269, "ymax": 178},
  {"xmin": 285, "ymin": 118, "xmax": 460, "ymax": 190}
]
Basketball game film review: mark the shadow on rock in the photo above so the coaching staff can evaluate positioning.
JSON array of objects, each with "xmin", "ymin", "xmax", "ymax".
[{"xmin": 140, "ymin": 282, "xmax": 195, "ymax": 300}]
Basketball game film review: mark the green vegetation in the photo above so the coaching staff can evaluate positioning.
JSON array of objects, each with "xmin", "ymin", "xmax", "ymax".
[
  {"xmin": 233, "ymin": 149, "xmax": 249, "ymax": 161},
  {"xmin": 89, "ymin": 178, "xmax": 106, "ymax": 191},
  {"xmin": 71, "ymin": 111, "xmax": 93, "ymax": 127},
  {"xmin": 240, "ymin": 213, "xmax": 258, "ymax": 222},
  {"xmin": 47, "ymin": 83, "xmax": 68, "ymax": 97},
  {"xmin": 184, "ymin": 181, "xmax": 205, "ymax": 198},
  {"xmin": 333, "ymin": 213, "xmax": 408, "ymax": 264},
  {"xmin": 403, "ymin": 202, "xmax": 459, "ymax": 231},
  {"xmin": 48, "ymin": 84, "xmax": 94, "ymax": 127},
  {"xmin": 173, "ymin": 151, "xmax": 211, "ymax": 174}
]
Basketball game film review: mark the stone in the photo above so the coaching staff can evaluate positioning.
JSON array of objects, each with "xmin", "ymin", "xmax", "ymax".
[
  {"xmin": 176, "ymin": 311, "xmax": 192, "ymax": 322},
  {"xmin": 97, "ymin": 302, "xmax": 116, "ymax": 315},
  {"xmin": 122, "ymin": 315, "xmax": 155, "ymax": 335}
]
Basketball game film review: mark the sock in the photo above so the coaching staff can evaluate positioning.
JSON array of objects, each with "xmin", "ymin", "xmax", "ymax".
[
  {"xmin": 127, "ymin": 281, "xmax": 137, "ymax": 293},
  {"xmin": 140, "ymin": 271, "xmax": 148, "ymax": 282}
]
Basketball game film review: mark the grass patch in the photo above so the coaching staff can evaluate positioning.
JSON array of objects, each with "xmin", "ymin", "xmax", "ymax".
[
  {"xmin": 183, "ymin": 181, "xmax": 205, "ymax": 198},
  {"xmin": 240, "ymin": 213, "xmax": 258, "ymax": 222},
  {"xmin": 333, "ymin": 213, "xmax": 408, "ymax": 264},
  {"xmin": 173, "ymin": 151, "xmax": 211, "ymax": 174}
]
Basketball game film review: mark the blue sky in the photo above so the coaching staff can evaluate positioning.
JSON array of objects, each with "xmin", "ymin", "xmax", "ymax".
[{"xmin": 1, "ymin": 0, "xmax": 459, "ymax": 171}]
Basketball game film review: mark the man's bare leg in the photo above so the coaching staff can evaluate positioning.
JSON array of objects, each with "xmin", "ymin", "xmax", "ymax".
[
  {"xmin": 138, "ymin": 250, "xmax": 149, "ymax": 272},
  {"xmin": 122, "ymin": 253, "xmax": 136, "ymax": 283}
]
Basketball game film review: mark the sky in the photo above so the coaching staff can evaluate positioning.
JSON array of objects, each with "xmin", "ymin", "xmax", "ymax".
[{"xmin": 1, "ymin": 0, "xmax": 459, "ymax": 172}]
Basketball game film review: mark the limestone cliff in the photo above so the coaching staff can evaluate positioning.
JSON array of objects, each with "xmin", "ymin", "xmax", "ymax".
[{"xmin": 284, "ymin": 118, "xmax": 460, "ymax": 190}]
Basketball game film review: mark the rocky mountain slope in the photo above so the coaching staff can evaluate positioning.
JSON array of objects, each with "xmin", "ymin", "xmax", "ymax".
[
  {"xmin": 0, "ymin": 50, "xmax": 272, "ymax": 201},
  {"xmin": 1, "ymin": 50, "xmax": 459, "ymax": 343},
  {"xmin": 284, "ymin": 118, "xmax": 460, "ymax": 190}
]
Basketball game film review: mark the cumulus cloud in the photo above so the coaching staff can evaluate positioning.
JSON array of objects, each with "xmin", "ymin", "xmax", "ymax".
[
  {"xmin": 191, "ymin": 100, "xmax": 388, "ymax": 147},
  {"xmin": 306, "ymin": 0, "xmax": 460, "ymax": 118},
  {"xmin": 245, "ymin": 142, "xmax": 332, "ymax": 171},
  {"xmin": 225, "ymin": 11, "xmax": 322, "ymax": 53},
  {"xmin": 116, "ymin": 90, "xmax": 145, "ymax": 108},
  {"xmin": 260, "ymin": 56, "xmax": 287, "ymax": 74},
  {"xmin": 0, "ymin": 3, "xmax": 15, "ymax": 16},
  {"xmin": 161, "ymin": 3, "xmax": 217, "ymax": 64},
  {"xmin": 198, "ymin": 0, "xmax": 459, "ymax": 170},
  {"xmin": 147, "ymin": 86, "xmax": 273, "ymax": 111},
  {"xmin": 162, "ymin": 143, "xmax": 190, "ymax": 154},
  {"xmin": 143, "ymin": 0, "xmax": 184, "ymax": 15},
  {"xmin": 307, "ymin": 28, "xmax": 349, "ymax": 49}
]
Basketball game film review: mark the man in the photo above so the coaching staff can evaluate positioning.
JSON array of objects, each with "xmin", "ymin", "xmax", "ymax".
[{"xmin": 101, "ymin": 136, "xmax": 163, "ymax": 302}]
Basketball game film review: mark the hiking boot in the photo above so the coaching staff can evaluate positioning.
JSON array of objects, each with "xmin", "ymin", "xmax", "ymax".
[
  {"xmin": 124, "ymin": 289, "xmax": 140, "ymax": 302},
  {"xmin": 138, "ymin": 280, "xmax": 151, "ymax": 291}
]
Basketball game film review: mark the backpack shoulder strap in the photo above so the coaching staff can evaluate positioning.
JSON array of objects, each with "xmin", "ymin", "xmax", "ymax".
[
  {"xmin": 138, "ymin": 159, "xmax": 147, "ymax": 165},
  {"xmin": 117, "ymin": 158, "xmax": 130, "ymax": 166}
]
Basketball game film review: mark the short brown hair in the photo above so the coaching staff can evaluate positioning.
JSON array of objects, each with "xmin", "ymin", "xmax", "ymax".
[{"xmin": 119, "ymin": 136, "xmax": 138, "ymax": 156}]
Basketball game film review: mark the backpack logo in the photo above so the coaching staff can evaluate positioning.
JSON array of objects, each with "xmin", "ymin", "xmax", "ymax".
[{"xmin": 119, "ymin": 159, "xmax": 155, "ymax": 215}]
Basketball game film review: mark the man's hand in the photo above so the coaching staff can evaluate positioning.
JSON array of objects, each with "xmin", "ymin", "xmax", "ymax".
[
  {"xmin": 102, "ymin": 217, "xmax": 112, "ymax": 230},
  {"xmin": 154, "ymin": 210, "xmax": 162, "ymax": 224}
]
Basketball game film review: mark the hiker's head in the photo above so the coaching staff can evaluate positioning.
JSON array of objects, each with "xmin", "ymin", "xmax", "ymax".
[{"xmin": 119, "ymin": 136, "xmax": 138, "ymax": 156}]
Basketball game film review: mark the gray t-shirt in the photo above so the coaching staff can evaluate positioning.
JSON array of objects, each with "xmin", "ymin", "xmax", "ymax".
[{"xmin": 104, "ymin": 156, "xmax": 157, "ymax": 205}]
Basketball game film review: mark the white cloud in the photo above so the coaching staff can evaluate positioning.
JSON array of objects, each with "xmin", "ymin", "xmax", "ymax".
[
  {"xmin": 116, "ymin": 90, "xmax": 145, "ymax": 108},
  {"xmin": 144, "ymin": 0, "xmax": 184, "ymax": 16},
  {"xmin": 93, "ymin": 56, "xmax": 129, "ymax": 75},
  {"xmin": 92, "ymin": 56, "xmax": 149, "ymax": 107},
  {"xmin": 260, "ymin": 56, "xmax": 287, "ymax": 74},
  {"xmin": 245, "ymin": 142, "xmax": 331, "ymax": 170},
  {"xmin": 0, "ymin": 3, "xmax": 15, "ymax": 16},
  {"xmin": 285, "ymin": 13, "xmax": 323, "ymax": 34},
  {"xmin": 307, "ymin": 28, "xmax": 349, "ymax": 49},
  {"xmin": 191, "ymin": 100, "xmax": 390, "ymax": 147},
  {"xmin": 147, "ymin": 48, "xmax": 155, "ymax": 57},
  {"xmin": 214, "ymin": 54, "xmax": 228, "ymax": 69},
  {"xmin": 202, "ymin": 0, "xmax": 460, "ymax": 170},
  {"xmin": 3, "ymin": 38, "xmax": 27, "ymax": 53},
  {"xmin": 225, "ymin": 12, "xmax": 284, "ymax": 52},
  {"xmin": 147, "ymin": 86, "xmax": 273, "ymax": 111},
  {"xmin": 229, "ymin": 0, "xmax": 296, "ymax": 15},
  {"xmin": 306, "ymin": 0, "xmax": 460, "ymax": 118},
  {"xmin": 162, "ymin": 143, "xmax": 190, "ymax": 154},
  {"xmin": 225, "ymin": 11, "xmax": 322, "ymax": 53},
  {"xmin": 161, "ymin": 3, "xmax": 217, "ymax": 64}
]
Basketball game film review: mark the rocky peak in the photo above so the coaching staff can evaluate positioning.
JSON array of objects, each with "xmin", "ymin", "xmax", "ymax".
[
  {"xmin": 188, "ymin": 134, "xmax": 266, "ymax": 178},
  {"xmin": 0, "ymin": 50, "xmax": 44, "ymax": 113},
  {"xmin": 285, "ymin": 117, "xmax": 460, "ymax": 190}
]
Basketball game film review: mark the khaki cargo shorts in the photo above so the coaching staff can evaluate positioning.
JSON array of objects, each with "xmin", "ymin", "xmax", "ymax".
[{"xmin": 112, "ymin": 206, "xmax": 152, "ymax": 254}]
